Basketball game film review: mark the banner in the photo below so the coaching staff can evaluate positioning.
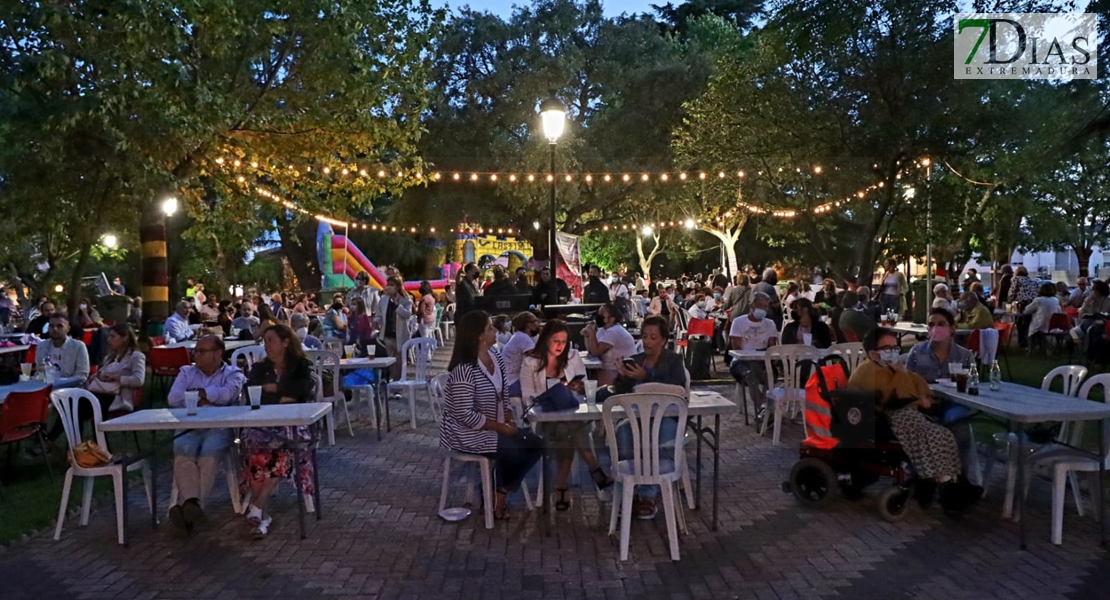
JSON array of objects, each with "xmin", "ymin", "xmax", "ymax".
[{"xmin": 555, "ymin": 231, "xmax": 581, "ymax": 296}]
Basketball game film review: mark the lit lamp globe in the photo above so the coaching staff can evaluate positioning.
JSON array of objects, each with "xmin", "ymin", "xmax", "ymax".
[
  {"xmin": 102, "ymin": 234, "xmax": 118, "ymax": 249},
  {"xmin": 162, "ymin": 197, "xmax": 179, "ymax": 216},
  {"xmin": 540, "ymin": 95, "xmax": 565, "ymax": 143}
]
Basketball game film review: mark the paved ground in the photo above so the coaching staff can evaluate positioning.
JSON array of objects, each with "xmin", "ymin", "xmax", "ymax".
[{"xmin": 4, "ymin": 341, "xmax": 1110, "ymax": 600}]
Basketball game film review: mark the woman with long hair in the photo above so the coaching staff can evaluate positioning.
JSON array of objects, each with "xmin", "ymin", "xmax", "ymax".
[
  {"xmin": 440, "ymin": 311, "xmax": 542, "ymax": 520},
  {"xmin": 253, "ymin": 303, "xmax": 279, "ymax": 342},
  {"xmin": 520, "ymin": 320, "xmax": 613, "ymax": 511},
  {"xmin": 347, "ymin": 297, "xmax": 373, "ymax": 349},
  {"xmin": 240, "ymin": 324, "xmax": 317, "ymax": 538},
  {"xmin": 417, "ymin": 281, "xmax": 437, "ymax": 339}
]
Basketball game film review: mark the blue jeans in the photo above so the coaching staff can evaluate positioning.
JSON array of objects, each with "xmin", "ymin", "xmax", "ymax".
[
  {"xmin": 174, "ymin": 429, "xmax": 234, "ymax": 458},
  {"xmin": 615, "ymin": 416, "xmax": 680, "ymax": 500}
]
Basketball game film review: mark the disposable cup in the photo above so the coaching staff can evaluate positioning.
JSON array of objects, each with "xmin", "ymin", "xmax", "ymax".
[
  {"xmin": 248, "ymin": 385, "xmax": 263, "ymax": 410},
  {"xmin": 802, "ymin": 333, "xmax": 813, "ymax": 346},
  {"xmin": 185, "ymin": 390, "xmax": 200, "ymax": 415},
  {"xmin": 20, "ymin": 363, "xmax": 32, "ymax": 378},
  {"xmin": 584, "ymin": 380, "xmax": 599, "ymax": 406},
  {"xmin": 344, "ymin": 345, "xmax": 356, "ymax": 359}
]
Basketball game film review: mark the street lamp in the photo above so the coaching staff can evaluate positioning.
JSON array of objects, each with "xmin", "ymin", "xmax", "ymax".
[
  {"xmin": 540, "ymin": 93, "xmax": 565, "ymax": 269},
  {"xmin": 920, "ymin": 158, "xmax": 933, "ymax": 312},
  {"xmin": 162, "ymin": 197, "xmax": 179, "ymax": 216},
  {"xmin": 102, "ymin": 234, "xmax": 118, "ymax": 249}
]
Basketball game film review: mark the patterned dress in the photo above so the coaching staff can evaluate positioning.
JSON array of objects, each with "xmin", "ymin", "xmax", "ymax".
[{"xmin": 240, "ymin": 356, "xmax": 317, "ymax": 495}]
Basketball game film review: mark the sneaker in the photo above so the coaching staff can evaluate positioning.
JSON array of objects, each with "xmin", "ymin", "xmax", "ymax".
[
  {"xmin": 250, "ymin": 516, "xmax": 272, "ymax": 539},
  {"xmin": 181, "ymin": 499, "xmax": 207, "ymax": 527},
  {"xmin": 633, "ymin": 498, "xmax": 658, "ymax": 520},
  {"xmin": 245, "ymin": 504, "xmax": 263, "ymax": 525},
  {"xmin": 596, "ymin": 487, "xmax": 613, "ymax": 503}
]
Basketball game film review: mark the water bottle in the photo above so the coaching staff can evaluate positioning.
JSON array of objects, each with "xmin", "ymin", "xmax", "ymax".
[
  {"xmin": 967, "ymin": 363, "xmax": 979, "ymax": 395},
  {"xmin": 989, "ymin": 360, "xmax": 1002, "ymax": 392}
]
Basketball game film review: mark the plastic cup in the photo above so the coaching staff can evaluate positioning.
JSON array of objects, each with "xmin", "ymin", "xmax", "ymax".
[
  {"xmin": 584, "ymin": 380, "xmax": 598, "ymax": 406},
  {"xmin": 20, "ymin": 363, "xmax": 32, "ymax": 378},
  {"xmin": 248, "ymin": 385, "xmax": 263, "ymax": 410},
  {"xmin": 184, "ymin": 390, "xmax": 200, "ymax": 415},
  {"xmin": 802, "ymin": 333, "xmax": 813, "ymax": 346},
  {"xmin": 955, "ymin": 373, "xmax": 969, "ymax": 394},
  {"xmin": 344, "ymin": 345, "xmax": 356, "ymax": 359}
]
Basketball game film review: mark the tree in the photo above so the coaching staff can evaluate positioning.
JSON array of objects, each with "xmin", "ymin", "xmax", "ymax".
[
  {"xmin": 636, "ymin": 230, "xmax": 665, "ymax": 281},
  {"xmin": 0, "ymin": 0, "xmax": 442, "ymax": 325}
]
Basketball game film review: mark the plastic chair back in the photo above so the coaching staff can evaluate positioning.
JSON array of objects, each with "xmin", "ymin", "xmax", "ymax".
[
  {"xmin": 0, "ymin": 386, "xmax": 53, "ymax": 443},
  {"xmin": 685, "ymin": 318, "xmax": 715, "ymax": 340},
  {"xmin": 826, "ymin": 342, "xmax": 866, "ymax": 372},
  {"xmin": 230, "ymin": 345, "xmax": 266, "ymax": 371},
  {"xmin": 429, "ymin": 373, "xmax": 449, "ymax": 424},
  {"xmin": 149, "ymin": 347, "xmax": 191, "ymax": 371},
  {"xmin": 993, "ymin": 322, "xmax": 1014, "ymax": 350},
  {"xmin": 1042, "ymin": 365, "xmax": 1088, "ymax": 397},
  {"xmin": 1076, "ymin": 374, "xmax": 1110, "ymax": 460},
  {"xmin": 977, "ymin": 328, "xmax": 999, "ymax": 364},
  {"xmin": 966, "ymin": 329, "xmax": 981, "ymax": 354},
  {"xmin": 764, "ymin": 344, "xmax": 821, "ymax": 401},
  {"xmin": 1048, "ymin": 313, "xmax": 1071, "ymax": 331},
  {"xmin": 602, "ymin": 392, "xmax": 688, "ymax": 480},
  {"xmin": 399, "ymin": 337, "xmax": 437, "ymax": 383},
  {"xmin": 305, "ymin": 350, "xmax": 341, "ymax": 400},
  {"xmin": 51, "ymin": 388, "xmax": 110, "ymax": 453}
]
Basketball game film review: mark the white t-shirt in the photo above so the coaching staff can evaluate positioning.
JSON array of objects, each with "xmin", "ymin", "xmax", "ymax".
[
  {"xmin": 595, "ymin": 324, "xmax": 638, "ymax": 370},
  {"xmin": 501, "ymin": 331, "xmax": 535, "ymax": 385},
  {"xmin": 729, "ymin": 316, "xmax": 778, "ymax": 351}
]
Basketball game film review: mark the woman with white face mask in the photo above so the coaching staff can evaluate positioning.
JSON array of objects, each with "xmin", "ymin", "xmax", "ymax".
[{"xmin": 848, "ymin": 327, "xmax": 970, "ymax": 515}]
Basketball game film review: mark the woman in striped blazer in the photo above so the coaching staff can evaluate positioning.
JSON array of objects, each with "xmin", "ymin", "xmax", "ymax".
[{"xmin": 440, "ymin": 310, "xmax": 542, "ymax": 520}]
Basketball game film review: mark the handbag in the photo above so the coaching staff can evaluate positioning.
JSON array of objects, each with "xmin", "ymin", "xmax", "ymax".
[
  {"xmin": 69, "ymin": 441, "xmax": 112, "ymax": 468},
  {"xmin": 533, "ymin": 382, "xmax": 580, "ymax": 412},
  {"xmin": 86, "ymin": 377, "xmax": 121, "ymax": 396}
]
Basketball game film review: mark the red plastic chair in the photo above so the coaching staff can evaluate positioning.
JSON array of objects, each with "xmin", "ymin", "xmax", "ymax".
[
  {"xmin": 675, "ymin": 317, "xmax": 718, "ymax": 370},
  {"xmin": 966, "ymin": 329, "xmax": 981, "ymax": 355},
  {"xmin": 148, "ymin": 347, "xmax": 190, "ymax": 399},
  {"xmin": 994, "ymin": 322, "xmax": 1015, "ymax": 378},
  {"xmin": 149, "ymin": 335, "xmax": 166, "ymax": 347},
  {"xmin": 842, "ymin": 329, "xmax": 860, "ymax": 343},
  {"xmin": 81, "ymin": 330, "xmax": 94, "ymax": 345},
  {"xmin": 0, "ymin": 386, "xmax": 54, "ymax": 481}
]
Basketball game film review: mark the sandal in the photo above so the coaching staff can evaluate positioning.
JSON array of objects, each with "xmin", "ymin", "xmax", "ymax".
[
  {"xmin": 555, "ymin": 488, "xmax": 571, "ymax": 512},
  {"xmin": 590, "ymin": 468, "xmax": 614, "ymax": 490},
  {"xmin": 250, "ymin": 516, "xmax": 272, "ymax": 539},
  {"xmin": 493, "ymin": 489, "xmax": 511, "ymax": 520},
  {"xmin": 245, "ymin": 504, "xmax": 263, "ymax": 525}
]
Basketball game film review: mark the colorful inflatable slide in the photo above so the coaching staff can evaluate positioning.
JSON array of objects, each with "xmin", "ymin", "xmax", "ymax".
[{"xmin": 316, "ymin": 222, "xmax": 450, "ymax": 295}]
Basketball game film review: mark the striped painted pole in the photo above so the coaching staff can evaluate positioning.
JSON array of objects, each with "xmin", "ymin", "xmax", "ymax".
[{"xmin": 140, "ymin": 201, "xmax": 170, "ymax": 329}]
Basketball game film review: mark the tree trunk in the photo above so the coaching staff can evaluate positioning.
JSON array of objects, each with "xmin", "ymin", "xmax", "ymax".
[
  {"xmin": 276, "ymin": 217, "xmax": 323, "ymax": 290},
  {"xmin": 701, "ymin": 224, "xmax": 742, "ymax": 279},
  {"xmin": 67, "ymin": 241, "xmax": 94, "ymax": 322},
  {"xmin": 140, "ymin": 199, "xmax": 170, "ymax": 330},
  {"xmin": 636, "ymin": 232, "xmax": 663, "ymax": 281},
  {"xmin": 1075, "ymin": 246, "xmax": 1094, "ymax": 278}
]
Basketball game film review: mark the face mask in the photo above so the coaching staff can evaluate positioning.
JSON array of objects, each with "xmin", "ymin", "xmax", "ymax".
[
  {"xmin": 752, "ymin": 308, "xmax": 767, "ymax": 320},
  {"xmin": 713, "ymin": 293, "xmax": 721, "ymax": 300},
  {"xmin": 929, "ymin": 326, "xmax": 951, "ymax": 343},
  {"xmin": 295, "ymin": 327, "xmax": 308, "ymax": 340},
  {"xmin": 79, "ymin": 304, "xmax": 87, "ymax": 310},
  {"xmin": 878, "ymin": 349, "xmax": 900, "ymax": 364},
  {"xmin": 594, "ymin": 313, "xmax": 607, "ymax": 327}
]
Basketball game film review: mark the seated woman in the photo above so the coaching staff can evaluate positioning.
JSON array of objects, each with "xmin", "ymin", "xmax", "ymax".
[
  {"xmin": 781, "ymin": 298, "xmax": 832, "ymax": 348},
  {"xmin": 321, "ymin": 300, "xmax": 347, "ymax": 341},
  {"xmin": 582, "ymin": 302, "xmax": 638, "ymax": 386},
  {"xmin": 346, "ymin": 297, "xmax": 373, "ymax": 353},
  {"xmin": 599, "ymin": 315, "xmax": 686, "ymax": 519},
  {"xmin": 1022, "ymin": 282, "xmax": 1064, "ymax": 348},
  {"xmin": 441, "ymin": 310, "xmax": 543, "ymax": 520},
  {"xmin": 240, "ymin": 325, "xmax": 317, "ymax": 539},
  {"xmin": 253, "ymin": 303, "xmax": 280, "ymax": 343},
  {"xmin": 520, "ymin": 320, "xmax": 613, "ymax": 511},
  {"xmin": 849, "ymin": 327, "xmax": 970, "ymax": 514}
]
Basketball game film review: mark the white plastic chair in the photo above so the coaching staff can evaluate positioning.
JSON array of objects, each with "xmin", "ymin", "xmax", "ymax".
[
  {"xmin": 441, "ymin": 303, "xmax": 456, "ymax": 340},
  {"xmin": 431, "ymin": 304, "xmax": 445, "ymax": 346},
  {"xmin": 603, "ymin": 392, "xmax": 688, "ymax": 561},
  {"xmin": 762, "ymin": 345, "xmax": 821, "ymax": 446},
  {"xmin": 632, "ymin": 368, "xmax": 694, "ymax": 510},
  {"xmin": 387, "ymin": 337, "xmax": 438, "ymax": 428},
  {"xmin": 999, "ymin": 364, "xmax": 1088, "ymax": 519},
  {"xmin": 1019, "ymin": 373, "xmax": 1110, "ymax": 544},
  {"xmin": 307, "ymin": 350, "xmax": 350, "ymax": 444},
  {"xmin": 826, "ymin": 342, "xmax": 866, "ymax": 373},
  {"xmin": 168, "ymin": 451, "xmax": 244, "ymax": 514},
  {"xmin": 51, "ymin": 389, "xmax": 153, "ymax": 545},
  {"xmin": 430, "ymin": 373, "xmax": 493, "ymax": 528},
  {"xmin": 230, "ymin": 344, "xmax": 266, "ymax": 372}
]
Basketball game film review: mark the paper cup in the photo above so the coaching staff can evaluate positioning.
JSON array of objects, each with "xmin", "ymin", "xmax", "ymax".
[
  {"xmin": 20, "ymin": 363, "xmax": 32, "ymax": 377},
  {"xmin": 248, "ymin": 385, "xmax": 263, "ymax": 410},
  {"xmin": 185, "ymin": 390, "xmax": 200, "ymax": 415},
  {"xmin": 344, "ymin": 345, "xmax": 356, "ymax": 358},
  {"xmin": 802, "ymin": 333, "xmax": 813, "ymax": 346}
]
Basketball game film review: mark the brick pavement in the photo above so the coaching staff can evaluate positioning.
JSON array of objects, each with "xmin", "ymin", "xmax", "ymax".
[{"xmin": 4, "ymin": 340, "xmax": 1110, "ymax": 599}]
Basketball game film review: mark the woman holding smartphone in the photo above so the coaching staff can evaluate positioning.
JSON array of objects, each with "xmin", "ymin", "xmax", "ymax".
[{"xmin": 520, "ymin": 320, "xmax": 613, "ymax": 511}]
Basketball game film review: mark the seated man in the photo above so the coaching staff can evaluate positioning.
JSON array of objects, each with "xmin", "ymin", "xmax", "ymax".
[
  {"xmin": 837, "ymin": 290, "xmax": 875, "ymax": 342},
  {"xmin": 728, "ymin": 292, "xmax": 778, "ymax": 420},
  {"xmin": 166, "ymin": 335, "xmax": 246, "ymax": 533},
  {"xmin": 38, "ymin": 313, "xmax": 92, "ymax": 448},
  {"xmin": 164, "ymin": 300, "xmax": 195, "ymax": 343},
  {"xmin": 954, "ymin": 291, "xmax": 993, "ymax": 331}
]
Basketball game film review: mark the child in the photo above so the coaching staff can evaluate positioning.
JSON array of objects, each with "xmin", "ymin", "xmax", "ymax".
[{"xmin": 492, "ymin": 314, "xmax": 513, "ymax": 346}]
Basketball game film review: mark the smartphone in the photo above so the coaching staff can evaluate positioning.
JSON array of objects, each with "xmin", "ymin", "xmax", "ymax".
[
  {"xmin": 570, "ymin": 374, "xmax": 586, "ymax": 382},
  {"xmin": 622, "ymin": 358, "xmax": 638, "ymax": 368}
]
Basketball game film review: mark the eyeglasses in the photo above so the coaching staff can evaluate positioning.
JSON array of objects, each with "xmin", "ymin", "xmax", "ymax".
[{"xmin": 876, "ymin": 345, "xmax": 899, "ymax": 352}]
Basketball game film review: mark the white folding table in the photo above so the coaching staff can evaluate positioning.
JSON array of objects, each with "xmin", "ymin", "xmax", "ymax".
[
  {"xmin": 338, "ymin": 357, "xmax": 396, "ymax": 437},
  {"xmin": 153, "ymin": 339, "xmax": 258, "ymax": 352},
  {"xmin": 99, "ymin": 404, "xmax": 332, "ymax": 543},
  {"xmin": 527, "ymin": 390, "xmax": 736, "ymax": 532},
  {"xmin": 930, "ymin": 382, "xmax": 1110, "ymax": 549}
]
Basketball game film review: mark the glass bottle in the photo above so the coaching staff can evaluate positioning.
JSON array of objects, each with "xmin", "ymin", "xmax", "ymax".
[
  {"xmin": 989, "ymin": 360, "xmax": 1002, "ymax": 392},
  {"xmin": 967, "ymin": 362, "xmax": 979, "ymax": 395}
]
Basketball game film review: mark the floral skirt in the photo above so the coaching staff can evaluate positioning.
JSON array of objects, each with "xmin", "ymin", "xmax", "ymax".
[{"xmin": 239, "ymin": 426, "xmax": 315, "ymax": 496}]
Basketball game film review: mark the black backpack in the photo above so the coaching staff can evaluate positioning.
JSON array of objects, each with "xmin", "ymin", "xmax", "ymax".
[{"xmin": 684, "ymin": 338, "xmax": 713, "ymax": 380}]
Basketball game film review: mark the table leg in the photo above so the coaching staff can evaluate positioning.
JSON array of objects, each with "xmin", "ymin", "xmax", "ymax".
[
  {"xmin": 149, "ymin": 430, "xmax": 158, "ymax": 529},
  {"xmin": 1016, "ymin": 422, "xmax": 1026, "ymax": 550},
  {"xmin": 1099, "ymin": 420, "xmax": 1105, "ymax": 546},
  {"xmin": 312, "ymin": 448, "xmax": 322, "ymax": 522},
  {"xmin": 694, "ymin": 416, "xmax": 703, "ymax": 510},
  {"xmin": 295, "ymin": 446, "xmax": 307, "ymax": 540},
  {"xmin": 381, "ymin": 369, "xmax": 392, "ymax": 432},
  {"xmin": 712, "ymin": 415, "xmax": 720, "ymax": 532},
  {"xmin": 541, "ymin": 433, "xmax": 551, "ymax": 537}
]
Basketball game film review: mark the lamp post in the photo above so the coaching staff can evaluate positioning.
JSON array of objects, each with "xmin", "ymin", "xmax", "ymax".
[
  {"xmin": 922, "ymin": 158, "xmax": 933, "ymax": 314},
  {"xmin": 540, "ymin": 93, "xmax": 565, "ymax": 270}
]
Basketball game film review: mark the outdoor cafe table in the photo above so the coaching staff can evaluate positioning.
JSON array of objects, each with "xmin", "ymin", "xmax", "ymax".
[
  {"xmin": 153, "ymin": 339, "xmax": 257, "ymax": 352},
  {"xmin": 0, "ymin": 378, "xmax": 83, "ymax": 404},
  {"xmin": 888, "ymin": 322, "xmax": 973, "ymax": 339},
  {"xmin": 526, "ymin": 390, "xmax": 736, "ymax": 532},
  {"xmin": 578, "ymin": 350, "xmax": 602, "ymax": 371},
  {"xmin": 929, "ymin": 381, "xmax": 1110, "ymax": 550},
  {"xmin": 728, "ymin": 347, "xmax": 829, "ymax": 425},
  {"xmin": 338, "ymin": 357, "xmax": 396, "ymax": 438},
  {"xmin": 0, "ymin": 344, "xmax": 30, "ymax": 356},
  {"xmin": 98, "ymin": 403, "xmax": 332, "ymax": 544}
]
